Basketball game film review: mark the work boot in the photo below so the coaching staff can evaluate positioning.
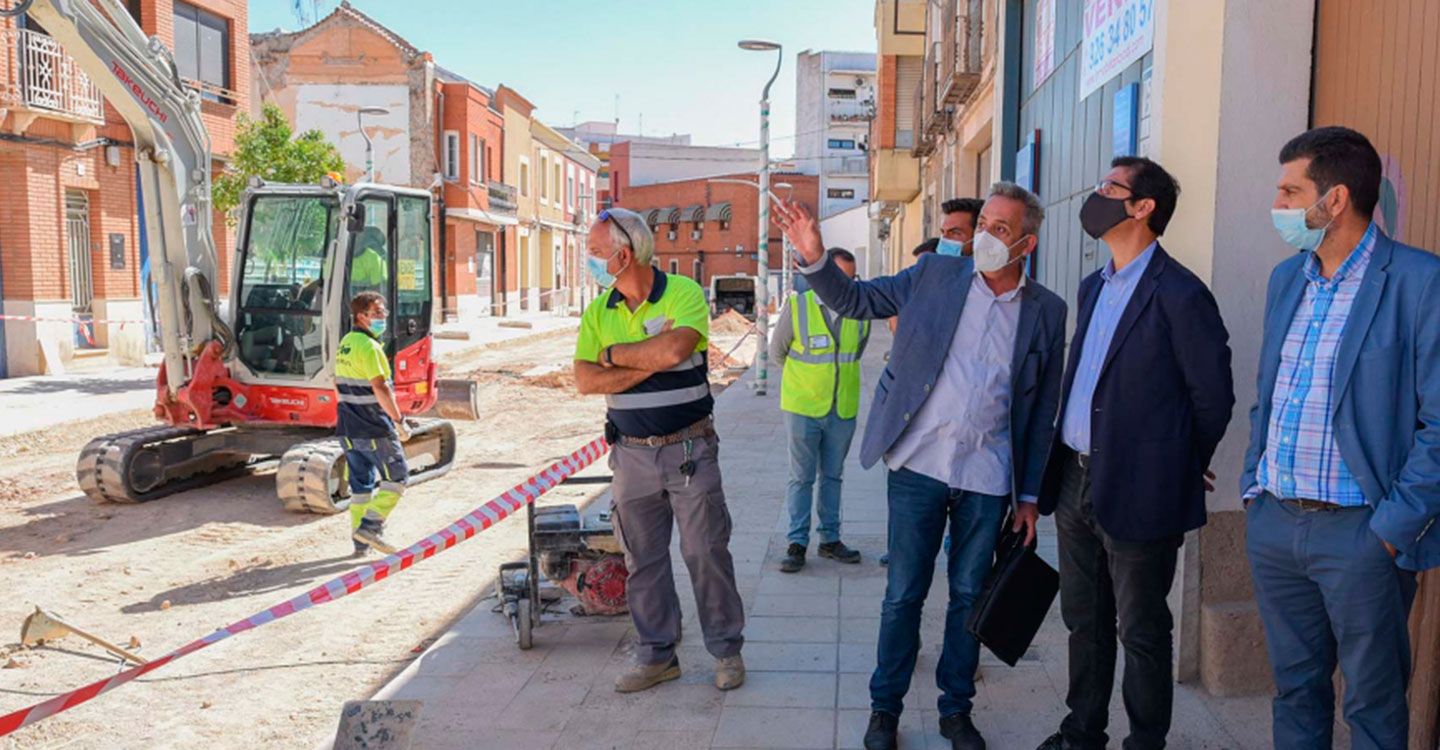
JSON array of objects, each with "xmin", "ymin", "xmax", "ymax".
[
  {"xmin": 819, "ymin": 540, "xmax": 861, "ymax": 564},
  {"xmin": 1034, "ymin": 732, "xmax": 1080, "ymax": 750},
  {"xmin": 614, "ymin": 655, "xmax": 681, "ymax": 693},
  {"xmin": 779, "ymin": 543, "xmax": 806, "ymax": 573},
  {"xmin": 351, "ymin": 539, "xmax": 371, "ymax": 558},
  {"xmin": 863, "ymin": 711, "xmax": 899, "ymax": 750},
  {"xmin": 715, "ymin": 654, "xmax": 745, "ymax": 690},
  {"xmin": 352, "ymin": 518, "xmax": 398, "ymax": 555},
  {"xmin": 880, "ymin": 553, "xmax": 890, "ymax": 566},
  {"xmin": 939, "ymin": 712, "xmax": 985, "ymax": 750}
]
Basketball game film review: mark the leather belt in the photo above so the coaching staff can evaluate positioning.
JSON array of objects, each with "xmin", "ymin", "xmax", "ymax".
[
  {"xmin": 1278, "ymin": 497, "xmax": 1364, "ymax": 513},
  {"xmin": 617, "ymin": 417, "xmax": 715, "ymax": 448}
]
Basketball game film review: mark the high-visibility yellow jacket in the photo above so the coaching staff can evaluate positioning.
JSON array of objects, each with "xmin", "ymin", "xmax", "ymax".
[{"xmin": 780, "ymin": 290, "xmax": 870, "ymax": 419}]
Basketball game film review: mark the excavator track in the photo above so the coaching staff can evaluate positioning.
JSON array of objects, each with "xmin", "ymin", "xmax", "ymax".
[
  {"xmin": 76, "ymin": 426, "xmax": 253, "ymax": 504},
  {"xmin": 275, "ymin": 418, "xmax": 458, "ymax": 515}
]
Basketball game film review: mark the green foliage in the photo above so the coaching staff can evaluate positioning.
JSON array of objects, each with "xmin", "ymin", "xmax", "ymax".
[{"xmin": 213, "ymin": 102, "xmax": 346, "ymax": 224}]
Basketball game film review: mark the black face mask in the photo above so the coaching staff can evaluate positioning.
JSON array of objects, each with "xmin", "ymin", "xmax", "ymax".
[{"xmin": 1079, "ymin": 192, "xmax": 1135, "ymax": 240}]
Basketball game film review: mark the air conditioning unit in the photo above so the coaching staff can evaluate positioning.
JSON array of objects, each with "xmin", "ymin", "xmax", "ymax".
[
  {"xmin": 690, "ymin": 229, "xmax": 702, "ymax": 240},
  {"xmin": 667, "ymin": 230, "xmax": 677, "ymax": 241}
]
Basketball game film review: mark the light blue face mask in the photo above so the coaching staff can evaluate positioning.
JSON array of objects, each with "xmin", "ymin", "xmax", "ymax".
[
  {"xmin": 587, "ymin": 254, "xmax": 617, "ymax": 288},
  {"xmin": 1271, "ymin": 188, "xmax": 1335, "ymax": 251},
  {"xmin": 368, "ymin": 317, "xmax": 387, "ymax": 336},
  {"xmin": 936, "ymin": 237, "xmax": 966, "ymax": 257}
]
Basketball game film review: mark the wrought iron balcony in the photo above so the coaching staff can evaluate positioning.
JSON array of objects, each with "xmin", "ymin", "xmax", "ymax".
[
  {"xmin": 940, "ymin": 0, "xmax": 986, "ymax": 107},
  {"xmin": 0, "ymin": 28, "xmax": 104, "ymax": 125}
]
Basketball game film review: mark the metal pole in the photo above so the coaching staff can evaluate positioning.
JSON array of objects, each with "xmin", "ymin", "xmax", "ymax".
[{"xmin": 753, "ymin": 48, "xmax": 781, "ymax": 397}]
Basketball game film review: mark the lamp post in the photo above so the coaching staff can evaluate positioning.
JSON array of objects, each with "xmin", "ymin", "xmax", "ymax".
[
  {"xmin": 738, "ymin": 38, "xmax": 782, "ymax": 396},
  {"xmin": 357, "ymin": 106, "xmax": 390, "ymax": 183}
]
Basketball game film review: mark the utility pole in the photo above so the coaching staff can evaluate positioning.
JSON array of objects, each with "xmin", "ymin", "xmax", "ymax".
[{"xmin": 739, "ymin": 39, "xmax": 783, "ymax": 396}]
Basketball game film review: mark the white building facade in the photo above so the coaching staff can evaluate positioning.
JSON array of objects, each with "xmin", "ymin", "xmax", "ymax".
[{"xmin": 795, "ymin": 50, "xmax": 877, "ymax": 219}]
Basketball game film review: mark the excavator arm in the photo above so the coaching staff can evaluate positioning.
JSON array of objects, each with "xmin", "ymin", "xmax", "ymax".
[{"xmin": 1, "ymin": 0, "xmax": 227, "ymax": 395}]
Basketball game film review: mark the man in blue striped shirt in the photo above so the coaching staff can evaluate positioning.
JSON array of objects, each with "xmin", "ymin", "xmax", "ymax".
[{"xmin": 1243, "ymin": 127, "xmax": 1438, "ymax": 750}]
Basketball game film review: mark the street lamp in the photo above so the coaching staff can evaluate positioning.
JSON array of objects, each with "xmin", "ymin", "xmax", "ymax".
[
  {"xmin": 357, "ymin": 106, "xmax": 390, "ymax": 183},
  {"xmin": 738, "ymin": 38, "xmax": 782, "ymax": 396}
]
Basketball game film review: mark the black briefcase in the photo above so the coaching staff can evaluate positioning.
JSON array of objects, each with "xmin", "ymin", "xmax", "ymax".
[{"xmin": 965, "ymin": 514, "xmax": 1059, "ymax": 667}]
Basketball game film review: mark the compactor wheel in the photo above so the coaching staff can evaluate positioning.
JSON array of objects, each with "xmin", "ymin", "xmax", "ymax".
[{"xmin": 277, "ymin": 440, "xmax": 351, "ymax": 515}]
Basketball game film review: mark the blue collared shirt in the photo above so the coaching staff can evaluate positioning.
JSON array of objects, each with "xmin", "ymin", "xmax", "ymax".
[
  {"xmin": 1249, "ymin": 223, "xmax": 1378, "ymax": 506},
  {"xmin": 1061, "ymin": 242, "xmax": 1158, "ymax": 454},
  {"xmin": 885, "ymin": 271, "xmax": 1032, "ymax": 501}
]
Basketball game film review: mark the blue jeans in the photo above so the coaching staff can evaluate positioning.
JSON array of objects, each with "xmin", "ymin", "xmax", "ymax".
[
  {"xmin": 784, "ymin": 410, "xmax": 857, "ymax": 547},
  {"xmin": 1246, "ymin": 493, "xmax": 1416, "ymax": 750},
  {"xmin": 870, "ymin": 467, "xmax": 1006, "ymax": 717}
]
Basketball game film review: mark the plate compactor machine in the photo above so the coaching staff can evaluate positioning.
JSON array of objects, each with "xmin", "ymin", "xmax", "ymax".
[{"xmin": 4, "ymin": 0, "xmax": 474, "ymax": 513}]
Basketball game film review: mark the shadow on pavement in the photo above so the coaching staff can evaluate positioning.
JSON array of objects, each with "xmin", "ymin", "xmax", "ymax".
[
  {"xmin": 120, "ymin": 554, "xmax": 364, "ymax": 613},
  {"xmin": 2, "ymin": 376, "xmax": 153, "ymax": 397},
  {"xmin": 0, "ymin": 473, "xmax": 323, "ymax": 558}
]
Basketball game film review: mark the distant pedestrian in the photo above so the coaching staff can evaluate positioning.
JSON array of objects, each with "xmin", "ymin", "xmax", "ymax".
[
  {"xmin": 335, "ymin": 291, "xmax": 412, "ymax": 556},
  {"xmin": 1244, "ymin": 126, "xmax": 1440, "ymax": 750},
  {"xmin": 777, "ymin": 182, "xmax": 1067, "ymax": 750},
  {"xmin": 1034, "ymin": 156, "xmax": 1234, "ymax": 750},
  {"xmin": 772, "ymin": 248, "xmax": 872, "ymax": 572},
  {"xmin": 574, "ymin": 207, "xmax": 746, "ymax": 694}
]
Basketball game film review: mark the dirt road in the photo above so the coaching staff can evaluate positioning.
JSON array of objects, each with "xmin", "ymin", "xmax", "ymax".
[{"xmin": 0, "ymin": 321, "xmax": 757, "ymax": 749}]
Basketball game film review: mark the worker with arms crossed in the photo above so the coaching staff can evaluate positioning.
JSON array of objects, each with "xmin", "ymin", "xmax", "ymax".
[
  {"xmin": 335, "ymin": 291, "xmax": 412, "ymax": 555},
  {"xmin": 574, "ymin": 207, "xmax": 746, "ymax": 694}
]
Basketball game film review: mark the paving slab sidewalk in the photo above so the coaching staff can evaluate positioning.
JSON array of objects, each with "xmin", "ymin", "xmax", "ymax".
[{"xmin": 375, "ymin": 329, "xmax": 1275, "ymax": 750}]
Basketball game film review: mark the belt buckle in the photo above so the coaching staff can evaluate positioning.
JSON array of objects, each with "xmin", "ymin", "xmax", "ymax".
[{"xmin": 1075, "ymin": 452, "xmax": 1091, "ymax": 471}]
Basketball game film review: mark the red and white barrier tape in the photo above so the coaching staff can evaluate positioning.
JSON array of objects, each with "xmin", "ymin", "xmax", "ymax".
[
  {"xmin": 0, "ymin": 435, "xmax": 611, "ymax": 738},
  {"xmin": 0, "ymin": 314, "xmax": 146, "ymax": 347}
]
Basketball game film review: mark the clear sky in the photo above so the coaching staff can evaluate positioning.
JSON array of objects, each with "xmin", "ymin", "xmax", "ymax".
[{"xmin": 248, "ymin": 0, "xmax": 877, "ymax": 158}]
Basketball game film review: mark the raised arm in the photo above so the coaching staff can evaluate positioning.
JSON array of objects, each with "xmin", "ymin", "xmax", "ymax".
[{"xmin": 773, "ymin": 198, "xmax": 918, "ymax": 320}]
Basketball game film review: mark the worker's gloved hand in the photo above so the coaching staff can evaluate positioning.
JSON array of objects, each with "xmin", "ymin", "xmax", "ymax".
[{"xmin": 395, "ymin": 421, "xmax": 413, "ymax": 443}]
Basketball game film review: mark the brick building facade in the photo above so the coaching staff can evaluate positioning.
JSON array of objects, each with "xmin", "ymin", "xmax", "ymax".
[
  {"xmin": 0, "ymin": 0, "xmax": 247, "ymax": 377},
  {"xmin": 614, "ymin": 172, "xmax": 818, "ymax": 291}
]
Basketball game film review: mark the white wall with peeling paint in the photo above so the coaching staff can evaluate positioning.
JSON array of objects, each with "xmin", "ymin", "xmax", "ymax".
[{"xmin": 295, "ymin": 84, "xmax": 411, "ymax": 185}]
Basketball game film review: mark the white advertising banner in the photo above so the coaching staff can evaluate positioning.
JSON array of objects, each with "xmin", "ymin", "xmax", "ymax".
[{"xmin": 1080, "ymin": 0, "xmax": 1155, "ymax": 101}]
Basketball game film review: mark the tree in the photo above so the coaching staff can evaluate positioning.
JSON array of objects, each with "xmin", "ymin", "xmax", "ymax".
[{"xmin": 212, "ymin": 102, "xmax": 346, "ymax": 224}]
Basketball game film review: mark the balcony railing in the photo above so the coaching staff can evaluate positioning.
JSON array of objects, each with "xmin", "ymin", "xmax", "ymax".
[
  {"xmin": 829, "ymin": 101, "xmax": 874, "ymax": 124},
  {"xmin": 1, "ymin": 28, "xmax": 104, "ymax": 124},
  {"xmin": 940, "ymin": 0, "xmax": 985, "ymax": 107},
  {"xmin": 180, "ymin": 76, "xmax": 240, "ymax": 106},
  {"xmin": 487, "ymin": 181, "xmax": 519, "ymax": 216}
]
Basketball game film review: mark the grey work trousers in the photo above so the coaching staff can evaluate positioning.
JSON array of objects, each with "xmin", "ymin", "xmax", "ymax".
[{"xmin": 609, "ymin": 433, "xmax": 746, "ymax": 665}]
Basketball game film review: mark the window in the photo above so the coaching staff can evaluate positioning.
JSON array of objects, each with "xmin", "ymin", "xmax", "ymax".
[
  {"xmin": 828, "ymin": 188, "xmax": 856, "ymax": 199},
  {"xmin": 395, "ymin": 196, "xmax": 432, "ymax": 328},
  {"xmin": 554, "ymin": 163, "xmax": 562, "ymax": 208},
  {"xmin": 693, "ymin": 259, "xmax": 703, "ymax": 282},
  {"xmin": 828, "ymin": 139, "xmax": 856, "ymax": 150},
  {"xmin": 567, "ymin": 165, "xmax": 575, "ymax": 211},
  {"xmin": 539, "ymin": 154, "xmax": 548, "ymax": 202},
  {"xmin": 469, "ymin": 134, "xmax": 479, "ymax": 184},
  {"xmin": 668, "ymin": 259, "xmax": 679, "ymax": 274},
  {"xmin": 828, "ymin": 88, "xmax": 857, "ymax": 99},
  {"xmin": 519, "ymin": 157, "xmax": 530, "ymax": 197},
  {"xmin": 174, "ymin": 2, "xmax": 231, "ymax": 102},
  {"xmin": 236, "ymin": 194, "xmax": 338, "ymax": 376},
  {"xmin": 444, "ymin": 131, "xmax": 460, "ymax": 181}
]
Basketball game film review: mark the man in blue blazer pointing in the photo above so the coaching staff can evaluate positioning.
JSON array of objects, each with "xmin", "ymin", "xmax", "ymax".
[
  {"xmin": 776, "ymin": 182, "xmax": 1067, "ymax": 750},
  {"xmin": 1244, "ymin": 126, "xmax": 1440, "ymax": 750}
]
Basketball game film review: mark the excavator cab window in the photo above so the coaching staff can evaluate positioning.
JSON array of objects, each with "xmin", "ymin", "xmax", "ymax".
[
  {"xmin": 235, "ymin": 194, "xmax": 337, "ymax": 377},
  {"xmin": 393, "ymin": 195, "xmax": 432, "ymax": 352}
]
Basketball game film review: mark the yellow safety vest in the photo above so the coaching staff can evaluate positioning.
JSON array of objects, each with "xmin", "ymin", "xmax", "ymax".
[{"xmin": 781, "ymin": 290, "xmax": 869, "ymax": 419}]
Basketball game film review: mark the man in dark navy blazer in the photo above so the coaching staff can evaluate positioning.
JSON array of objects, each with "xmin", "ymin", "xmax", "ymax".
[
  {"xmin": 1035, "ymin": 157, "xmax": 1235, "ymax": 750},
  {"xmin": 777, "ymin": 183, "xmax": 1067, "ymax": 750}
]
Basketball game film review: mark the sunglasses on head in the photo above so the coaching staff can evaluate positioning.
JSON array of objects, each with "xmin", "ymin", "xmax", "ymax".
[{"xmin": 598, "ymin": 209, "xmax": 635, "ymax": 252}]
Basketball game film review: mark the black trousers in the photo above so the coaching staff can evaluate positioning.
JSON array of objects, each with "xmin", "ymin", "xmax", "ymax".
[{"xmin": 1055, "ymin": 457, "xmax": 1183, "ymax": 750}]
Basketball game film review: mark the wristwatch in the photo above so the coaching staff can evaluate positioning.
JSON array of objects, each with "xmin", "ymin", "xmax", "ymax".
[{"xmin": 603, "ymin": 345, "xmax": 616, "ymax": 368}]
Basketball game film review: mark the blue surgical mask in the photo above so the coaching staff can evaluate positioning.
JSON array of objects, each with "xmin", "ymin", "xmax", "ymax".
[
  {"xmin": 1271, "ymin": 188, "xmax": 1336, "ymax": 251},
  {"xmin": 936, "ymin": 238, "xmax": 965, "ymax": 257},
  {"xmin": 587, "ymin": 251, "xmax": 629, "ymax": 289},
  {"xmin": 368, "ymin": 317, "xmax": 387, "ymax": 336}
]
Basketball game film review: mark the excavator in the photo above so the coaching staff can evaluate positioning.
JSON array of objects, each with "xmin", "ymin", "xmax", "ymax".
[{"xmin": 1, "ymin": 0, "xmax": 471, "ymax": 513}]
